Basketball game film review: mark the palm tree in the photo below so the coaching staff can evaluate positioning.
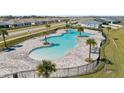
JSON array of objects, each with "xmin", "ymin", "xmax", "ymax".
[
  {"xmin": 65, "ymin": 19, "xmax": 71, "ymax": 28},
  {"xmin": 77, "ymin": 26, "xmax": 84, "ymax": 36},
  {"xmin": 42, "ymin": 31, "xmax": 49, "ymax": 44},
  {"xmin": 0, "ymin": 28, "xmax": 8, "ymax": 48},
  {"xmin": 65, "ymin": 24, "xmax": 70, "ymax": 29},
  {"xmin": 36, "ymin": 60, "xmax": 56, "ymax": 78},
  {"xmin": 86, "ymin": 38, "xmax": 97, "ymax": 62}
]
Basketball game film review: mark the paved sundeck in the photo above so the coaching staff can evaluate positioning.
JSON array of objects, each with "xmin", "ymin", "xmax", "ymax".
[{"xmin": 0, "ymin": 29, "xmax": 105, "ymax": 76}]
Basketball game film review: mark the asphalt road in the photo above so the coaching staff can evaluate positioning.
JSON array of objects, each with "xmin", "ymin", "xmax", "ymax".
[
  {"xmin": 0, "ymin": 23, "xmax": 65, "ymax": 42},
  {"xmin": 8, "ymin": 23, "xmax": 65, "ymax": 37}
]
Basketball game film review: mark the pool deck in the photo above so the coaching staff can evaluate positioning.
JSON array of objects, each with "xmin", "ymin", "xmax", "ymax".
[{"xmin": 0, "ymin": 29, "xmax": 105, "ymax": 76}]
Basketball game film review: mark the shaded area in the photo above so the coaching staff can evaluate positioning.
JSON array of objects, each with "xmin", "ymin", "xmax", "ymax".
[{"xmin": 3, "ymin": 44, "xmax": 23, "ymax": 52}]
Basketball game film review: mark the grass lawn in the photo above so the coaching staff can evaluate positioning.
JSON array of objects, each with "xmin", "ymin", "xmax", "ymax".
[
  {"xmin": 0, "ymin": 24, "xmax": 65, "ymax": 51},
  {"xmin": 80, "ymin": 26, "xmax": 124, "ymax": 78}
]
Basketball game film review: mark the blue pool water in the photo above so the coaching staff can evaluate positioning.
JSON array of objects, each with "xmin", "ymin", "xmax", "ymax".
[{"xmin": 29, "ymin": 29, "xmax": 92, "ymax": 60}]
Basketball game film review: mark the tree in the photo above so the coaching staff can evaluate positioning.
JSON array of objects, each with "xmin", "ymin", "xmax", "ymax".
[
  {"xmin": 65, "ymin": 24, "xmax": 70, "ymax": 29},
  {"xmin": 36, "ymin": 60, "xmax": 56, "ymax": 78},
  {"xmin": 42, "ymin": 31, "xmax": 49, "ymax": 44},
  {"xmin": 0, "ymin": 28, "xmax": 8, "ymax": 48},
  {"xmin": 43, "ymin": 23, "xmax": 51, "ymax": 45},
  {"xmin": 77, "ymin": 26, "xmax": 84, "ymax": 36},
  {"xmin": 86, "ymin": 38, "xmax": 97, "ymax": 62}
]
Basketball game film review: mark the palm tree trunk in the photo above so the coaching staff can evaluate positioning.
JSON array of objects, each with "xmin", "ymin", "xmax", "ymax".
[
  {"xmin": 45, "ymin": 36, "xmax": 47, "ymax": 43},
  {"xmin": 44, "ymin": 71, "xmax": 49, "ymax": 78},
  {"xmin": 89, "ymin": 44, "xmax": 91, "ymax": 60},
  {"xmin": 2, "ymin": 34, "xmax": 7, "ymax": 48}
]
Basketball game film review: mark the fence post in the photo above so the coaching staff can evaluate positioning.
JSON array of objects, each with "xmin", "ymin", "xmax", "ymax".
[{"xmin": 92, "ymin": 62, "xmax": 95, "ymax": 69}]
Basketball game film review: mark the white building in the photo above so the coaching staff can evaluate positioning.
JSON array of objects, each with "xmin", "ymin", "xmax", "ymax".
[{"xmin": 80, "ymin": 21, "xmax": 102, "ymax": 29}]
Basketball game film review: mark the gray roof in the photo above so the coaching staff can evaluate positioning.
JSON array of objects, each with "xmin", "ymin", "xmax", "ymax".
[
  {"xmin": 0, "ymin": 18, "xmax": 67, "ymax": 26},
  {"xmin": 82, "ymin": 21, "xmax": 102, "ymax": 25},
  {"xmin": 98, "ymin": 17, "xmax": 120, "ymax": 22},
  {"xmin": 106, "ymin": 18, "xmax": 120, "ymax": 22},
  {"xmin": 0, "ymin": 22, "xmax": 9, "ymax": 26},
  {"xmin": 95, "ymin": 18, "xmax": 110, "ymax": 23}
]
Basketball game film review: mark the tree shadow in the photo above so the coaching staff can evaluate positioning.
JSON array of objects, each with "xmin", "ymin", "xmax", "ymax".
[
  {"xmin": 100, "ymin": 58, "xmax": 113, "ymax": 65},
  {"xmin": 4, "ymin": 47, "xmax": 15, "ymax": 52},
  {"xmin": 114, "ymin": 38, "xmax": 118, "ymax": 40},
  {"xmin": 3, "ymin": 45, "xmax": 23, "ymax": 52}
]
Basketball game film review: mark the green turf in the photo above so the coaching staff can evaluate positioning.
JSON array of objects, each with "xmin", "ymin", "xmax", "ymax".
[
  {"xmin": 0, "ymin": 25, "xmax": 65, "ymax": 51},
  {"xmin": 80, "ymin": 26, "xmax": 124, "ymax": 78},
  {"xmin": 0, "ymin": 23, "xmax": 65, "ymax": 42}
]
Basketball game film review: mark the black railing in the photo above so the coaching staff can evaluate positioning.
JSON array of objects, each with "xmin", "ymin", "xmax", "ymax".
[{"xmin": 0, "ymin": 60, "xmax": 98, "ymax": 78}]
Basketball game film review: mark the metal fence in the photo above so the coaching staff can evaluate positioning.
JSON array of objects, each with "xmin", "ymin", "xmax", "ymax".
[
  {"xmin": 0, "ymin": 60, "xmax": 98, "ymax": 78},
  {"xmin": 0, "ymin": 30, "xmax": 107, "ymax": 78}
]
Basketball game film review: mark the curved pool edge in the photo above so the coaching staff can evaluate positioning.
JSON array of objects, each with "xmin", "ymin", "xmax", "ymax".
[
  {"xmin": 0, "ymin": 29, "xmax": 105, "ymax": 78},
  {"xmin": 28, "ymin": 29, "xmax": 92, "ymax": 61}
]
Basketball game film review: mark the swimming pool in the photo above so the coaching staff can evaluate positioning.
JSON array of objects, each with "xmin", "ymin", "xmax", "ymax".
[{"xmin": 29, "ymin": 29, "xmax": 92, "ymax": 60}]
